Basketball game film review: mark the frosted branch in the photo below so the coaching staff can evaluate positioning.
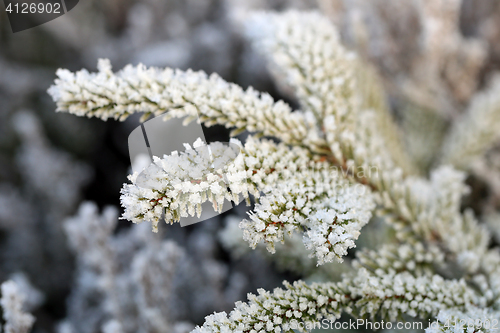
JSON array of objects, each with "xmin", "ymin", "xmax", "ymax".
[
  {"xmin": 48, "ymin": 59, "xmax": 327, "ymax": 154},
  {"xmin": 1, "ymin": 281, "xmax": 35, "ymax": 333}
]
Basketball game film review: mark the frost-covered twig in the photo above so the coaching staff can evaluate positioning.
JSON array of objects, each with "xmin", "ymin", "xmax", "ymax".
[
  {"xmin": 353, "ymin": 242, "xmax": 445, "ymax": 276},
  {"xmin": 46, "ymin": 8, "xmax": 500, "ymax": 330},
  {"xmin": 246, "ymin": 11, "xmax": 358, "ymax": 129},
  {"xmin": 193, "ymin": 268, "xmax": 479, "ymax": 333},
  {"xmin": 1, "ymin": 281, "xmax": 35, "ymax": 333},
  {"xmin": 48, "ymin": 59, "xmax": 327, "ymax": 154},
  {"xmin": 246, "ymin": 11, "xmax": 414, "ymax": 174},
  {"xmin": 219, "ymin": 217, "xmax": 352, "ymax": 278},
  {"xmin": 242, "ymin": 14, "xmax": 475, "ymax": 259},
  {"xmin": 367, "ymin": 165, "xmax": 490, "ymax": 274},
  {"xmin": 122, "ymin": 137, "xmax": 375, "ymax": 264}
]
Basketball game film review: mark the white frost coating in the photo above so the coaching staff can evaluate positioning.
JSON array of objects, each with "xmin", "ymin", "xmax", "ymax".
[
  {"xmin": 45, "ymin": 9, "xmax": 500, "ymax": 331},
  {"xmin": 192, "ymin": 268, "xmax": 478, "ymax": 333},
  {"xmin": 48, "ymin": 59, "xmax": 326, "ymax": 154},
  {"xmin": 246, "ymin": 11, "xmax": 358, "ymax": 125},
  {"xmin": 1, "ymin": 281, "xmax": 35, "ymax": 333},
  {"xmin": 246, "ymin": 10, "xmax": 359, "ymax": 167},
  {"xmin": 245, "ymin": 10, "xmax": 414, "ymax": 175},
  {"xmin": 122, "ymin": 136, "xmax": 374, "ymax": 264}
]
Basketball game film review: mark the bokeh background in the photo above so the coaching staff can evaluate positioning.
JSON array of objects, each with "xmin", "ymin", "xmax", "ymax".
[{"xmin": 1, "ymin": 0, "xmax": 500, "ymax": 332}]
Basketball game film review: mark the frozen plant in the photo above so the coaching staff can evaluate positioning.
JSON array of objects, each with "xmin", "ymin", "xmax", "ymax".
[
  {"xmin": 49, "ymin": 10, "xmax": 500, "ymax": 333},
  {"xmin": 0, "ymin": 280, "xmax": 36, "ymax": 333},
  {"xmin": 219, "ymin": 215, "xmax": 353, "ymax": 280}
]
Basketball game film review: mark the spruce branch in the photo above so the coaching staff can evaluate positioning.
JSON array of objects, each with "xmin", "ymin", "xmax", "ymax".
[
  {"xmin": 353, "ymin": 242, "xmax": 446, "ymax": 277},
  {"xmin": 246, "ymin": 10, "xmax": 414, "ymax": 174},
  {"xmin": 48, "ymin": 59, "xmax": 328, "ymax": 154},
  {"xmin": 45, "ymin": 8, "xmax": 500, "ymax": 330},
  {"xmin": 121, "ymin": 137, "xmax": 375, "ymax": 264},
  {"xmin": 192, "ymin": 268, "xmax": 480, "ymax": 333}
]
